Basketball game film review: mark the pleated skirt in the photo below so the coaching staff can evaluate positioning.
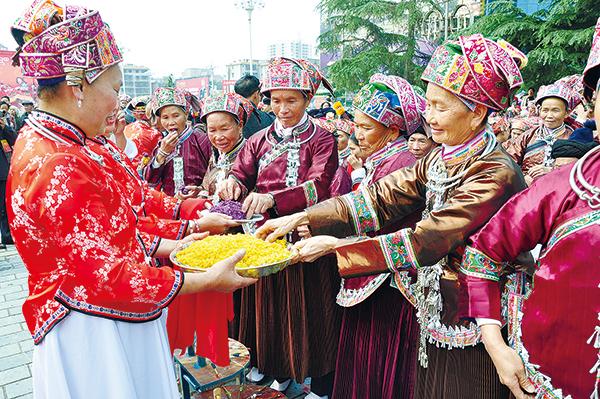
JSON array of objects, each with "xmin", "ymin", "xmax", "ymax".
[
  {"xmin": 332, "ymin": 284, "xmax": 419, "ymax": 399},
  {"xmin": 238, "ymin": 255, "xmax": 342, "ymax": 382},
  {"xmin": 414, "ymin": 339, "xmax": 510, "ymax": 399}
]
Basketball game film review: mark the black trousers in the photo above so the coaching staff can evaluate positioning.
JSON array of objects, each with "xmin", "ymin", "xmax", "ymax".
[{"xmin": 0, "ymin": 180, "xmax": 12, "ymax": 243}]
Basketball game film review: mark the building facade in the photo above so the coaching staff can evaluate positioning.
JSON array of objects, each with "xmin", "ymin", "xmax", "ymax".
[
  {"xmin": 225, "ymin": 59, "xmax": 267, "ymax": 81},
  {"xmin": 122, "ymin": 64, "xmax": 152, "ymax": 97}
]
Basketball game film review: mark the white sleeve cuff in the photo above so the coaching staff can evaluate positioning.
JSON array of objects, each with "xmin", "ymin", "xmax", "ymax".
[
  {"xmin": 476, "ymin": 317, "xmax": 502, "ymax": 327},
  {"xmin": 151, "ymin": 158, "xmax": 162, "ymax": 169},
  {"xmin": 351, "ymin": 167, "xmax": 366, "ymax": 182}
]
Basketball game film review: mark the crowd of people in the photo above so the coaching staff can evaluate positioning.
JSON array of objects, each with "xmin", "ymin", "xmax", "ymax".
[{"xmin": 3, "ymin": 0, "xmax": 599, "ymax": 399}]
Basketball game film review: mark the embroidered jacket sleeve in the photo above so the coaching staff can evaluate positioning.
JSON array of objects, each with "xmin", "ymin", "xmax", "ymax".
[
  {"xmin": 460, "ymin": 176, "xmax": 559, "ymax": 320},
  {"xmin": 270, "ymin": 132, "xmax": 339, "ymax": 215},
  {"xmin": 193, "ymin": 130, "xmax": 212, "ymax": 184},
  {"xmin": 37, "ymin": 154, "xmax": 183, "ymax": 318},
  {"xmin": 143, "ymin": 143, "xmax": 167, "ymax": 187},
  {"xmin": 309, "ymin": 151, "xmax": 525, "ymax": 278}
]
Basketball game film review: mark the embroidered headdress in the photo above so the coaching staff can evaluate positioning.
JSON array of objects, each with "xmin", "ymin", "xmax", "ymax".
[
  {"xmin": 150, "ymin": 88, "xmax": 188, "ymax": 116},
  {"xmin": 583, "ymin": 17, "xmax": 600, "ymax": 100},
  {"xmin": 200, "ymin": 93, "xmax": 254, "ymax": 125},
  {"xmin": 12, "ymin": 0, "xmax": 122, "ymax": 86},
  {"xmin": 536, "ymin": 82, "xmax": 581, "ymax": 112},
  {"xmin": 353, "ymin": 74, "xmax": 425, "ymax": 134},
  {"xmin": 422, "ymin": 34, "xmax": 526, "ymax": 111},
  {"xmin": 261, "ymin": 57, "xmax": 334, "ymax": 99}
]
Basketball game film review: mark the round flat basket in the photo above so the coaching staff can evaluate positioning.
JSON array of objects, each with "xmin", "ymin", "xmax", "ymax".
[{"xmin": 170, "ymin": 241, "xmax": 293, "ymax": 278}]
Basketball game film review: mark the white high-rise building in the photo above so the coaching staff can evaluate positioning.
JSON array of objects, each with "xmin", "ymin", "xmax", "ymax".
[
  {"xmin": 268, "ymin": 41, "xmax": 318, "ymax": 63},
  {"xmin": 122, "ymin": 64, "xmax": 152, "ymax": 97}
]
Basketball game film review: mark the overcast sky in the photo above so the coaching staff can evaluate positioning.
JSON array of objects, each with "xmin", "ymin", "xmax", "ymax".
[{"xmin": 2, "ymin": 0, "xmax": 322, "ymax": 77}]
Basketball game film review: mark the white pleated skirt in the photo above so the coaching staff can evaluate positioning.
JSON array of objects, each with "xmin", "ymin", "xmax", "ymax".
[{"xmin": 32, "ymin": 310, "xmax": 179, "ymax": 399}]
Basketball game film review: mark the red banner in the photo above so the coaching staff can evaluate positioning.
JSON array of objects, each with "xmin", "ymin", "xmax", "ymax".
[{"xmin": 0, "ymin": 50, "xmax": 37, "ymax": 104}]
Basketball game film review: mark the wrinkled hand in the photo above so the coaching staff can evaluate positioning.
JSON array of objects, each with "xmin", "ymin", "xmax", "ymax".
[
  {"xmin": 160, "ymin": 130, "xmax": 179, "ymax": 155},
  {"xmin": 255, "ymin": 213, "xmax": 305, "ymax": 242},
  {"xmin": 176, "ymin": 232, "xmax": 209, "ymax": 250},
  {"xmin": 218, "ymin": 177, "xmax": 242, "ymax": 201},
  {"xmin": 483, "ymin": 326, "xmax": 535, "ymax": 399},
  {"xmin": 291, "ymin": 236, "xmax": 338, "ymax": 263},
  {"xmin": 297, "ymin": 225, "xmax": 312, "ymax": 239},
  {"xmin": 204, "ymin": 250, "xmax": 258, "ymax": 292},
  {"xmin": 175, "ymin": 185, "xmax": 202, "ymax": 201},
  {"xmin": 242, "ymin": 193, "xmax": 274, "ymax": 219},
  {"xmin": 115, "ymin": 111, "xmax": 126, "ymax": 137},
  {"xmin": 527, "ymin": 164, "xmax": 551, "ymax": 180},
  {"xmin": 195, "ymin": 212, "xmax": 241, "ymax": 235},
  {"xmin": 348, "ymin": 153, "xmax": 363, "ymax": 170}
]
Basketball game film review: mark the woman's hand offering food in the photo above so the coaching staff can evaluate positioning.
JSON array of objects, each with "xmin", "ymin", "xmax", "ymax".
[
  {"xmin": 255, "ymin": 211, "xmax": 309, "ymax": 242},
  {"xmin": 218, "ymin": 177, "xmax": 243, "ymax": 201},
  {"xmin": 291, "ymin": 235, "xmax": 339, "ymax": 263},
  {"xmin": 242, "ymin": 193, "xmax": 274, "ymax": 218}
]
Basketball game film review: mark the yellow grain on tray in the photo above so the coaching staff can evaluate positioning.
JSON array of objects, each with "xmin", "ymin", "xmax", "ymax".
[{"xmin": 175, "ymin": 234, "xmax": 291, "ymax": 269}]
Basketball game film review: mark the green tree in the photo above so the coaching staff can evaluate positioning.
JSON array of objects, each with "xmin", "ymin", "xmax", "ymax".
[
  {"xmin": 318, "ymin": 0, "xmax": 428, "ymax": 93},
  {"xmin": 165, "ymin": 74, "xmax": 176, "ymax": 88},
  {"xmin": 460, "ymin": 0, "xmax": 600, "ymax": 88}
]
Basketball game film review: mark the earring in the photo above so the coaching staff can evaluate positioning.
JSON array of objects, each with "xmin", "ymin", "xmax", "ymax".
[{"xmin": 77, "ymin": 99, "xmax": 82, "ymax": 108}]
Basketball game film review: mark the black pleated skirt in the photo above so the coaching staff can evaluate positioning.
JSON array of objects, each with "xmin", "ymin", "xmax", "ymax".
[{"xmin": 414, "ymin": 340, "xmax": 510, "ymax": 399}]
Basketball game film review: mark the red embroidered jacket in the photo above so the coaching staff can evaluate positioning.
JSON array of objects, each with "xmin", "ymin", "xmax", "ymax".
[{"xmin": 8, "ymin": 111, "xmax": 185, "ymax": 344}]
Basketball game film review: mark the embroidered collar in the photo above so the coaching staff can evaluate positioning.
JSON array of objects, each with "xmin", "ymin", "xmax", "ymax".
[
  {"xmin": 339, "ymin": 146, "xmax": 352, "ymax": 161},
  {"xmin": 362, "ymin": 137, "xmax": 408, "ymax": 187},
  {"xmin": 272, "ymin": 113, "xmax": 310, "ymax": 141},
  {"xmin": 214, "ymin": 138, "xmax": 245, "ymax": 167},
  {"xmin": 365, "ymin": 137, "xmax": 408, "ymax": 170},
  {"xmin": 538, "ymin": 123, "xmax": 567, "ymax": 141},
  {"xmin": 441, "ymin": 129, "xmax": 489, "ymax": 167},
  {"xmin": 28, "ymin": 111, "xmax": 88, "ymax": 145}
]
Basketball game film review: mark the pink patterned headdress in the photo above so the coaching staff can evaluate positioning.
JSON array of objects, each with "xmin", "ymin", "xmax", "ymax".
[
  {"xmin": 261, "ymin": 57, "xmax": 334, "ymax": 99},
  {"xmin": 353, "ymin": 74, "xmax": 426, "ymax": 134},
  {"xmin": 12, "ymin": 1, "xmax": 122, "ymax": 86},
  {"xmin": 536, "ymin": 82, "xmax": 581, "ymax": 112},
  {"xmin": 422, "ymin": 34, "xmax": 526, "ymax": 111},
  {"xmin": 583, "ymin": 17, "xmax": 600, "ymax": 100},
  {"xmin": 200, "ymin": 93, "xmax": 255, "ymax": 125}
]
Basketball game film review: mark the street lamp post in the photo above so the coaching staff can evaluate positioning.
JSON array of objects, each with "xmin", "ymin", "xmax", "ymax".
[{"xmin": 236, "ymin": 0, "xmax": 265, "ymax": 76}]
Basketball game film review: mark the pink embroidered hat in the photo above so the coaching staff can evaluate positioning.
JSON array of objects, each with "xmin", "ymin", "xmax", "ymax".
[
  {"xmin": 11, "ymin": 1, "xmax": 122, "ymax": 86},
  {"xmin": 422, "ymin": 34, "xmax": 526, "ymax": 111},
  {"xmin": 535, "ymin": 82, "xmax": 581, "ymax": 112},
  {"xmin": 583, "ymin": 17, "xmax": 600, "ymax": 100},
  {"xmin": 200, "ymin": 93, "xmax": 255, "ymax": 125},
  {"xmin": 261, "ymin": 57, "xmax": 334, "ymax": 99},
  {"xmin": 353, "ymin": 73, "xmax": 426, "ymax": 134}
]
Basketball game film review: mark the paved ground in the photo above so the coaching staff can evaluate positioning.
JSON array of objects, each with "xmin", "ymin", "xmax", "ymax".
[
  {"xmin": 0, "ymin": 248, "xmax": 310, "ymax": 399},
  {"xmin": 0, "ymin": 245, "xmax": 32, "ymax": 399}
]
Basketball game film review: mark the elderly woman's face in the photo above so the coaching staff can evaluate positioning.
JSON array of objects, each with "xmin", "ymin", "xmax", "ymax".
[
  {"xmin": 271, "ymin": 89, "xmax": 310, "ymax": 128},
  {"xmin": 159, "ymin": 105, "xmax": 187, "ymax": 134},
  {"xmin": 206, "ymin": 112, "xmax": 243, "ymax": 153},
  {"xmin": 354, "ymin": 110, "xmax": 399, "ymax": 158},
  {"xmin": 424, "ymin": 83, "xmax": 485, "ymax": 146},
  {"xmin": 82, "ymin": 65, "xmax": 122, "ymax": 136},
  {"xmin": 539, "ymin": 97, "xmax": 568, "ymax": 129}
]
